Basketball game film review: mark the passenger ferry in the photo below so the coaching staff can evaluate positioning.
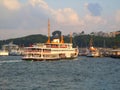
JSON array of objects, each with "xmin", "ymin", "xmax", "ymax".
[
  {"xmin": 110, "ymin": 49, "xmax": 120, "ymax": 58},
  {"xmin": 22, "ymin": 20, "xmax": 79, "ymax": 61}
]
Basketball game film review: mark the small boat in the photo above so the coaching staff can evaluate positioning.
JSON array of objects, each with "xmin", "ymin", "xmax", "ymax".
[
  {"xmin": 87, "ymin": 38, "xmax": 100, "ymax": 57},
  {"xmin": 22, "ymin": 20, "xmax": 79, "ymax": 61},
  {"xmin": 2, "ymin": 42, "xmax": 24, "ymax": 56},
  {"xmin": 110, "ymin": 49, "xmax": 120, "ymax": 58},
  {"xmin": 9, "ymin": 50, "xmax": 23, "ymax": 56},
  {"xmin": 87, "ymin": 47, "xmax": 100, "ymax": 57},
  {"xmin": 0, "ymin": 50, "xmax": 9, "ymax": 56},
  {"xmin": 79, "ymin": 48, "xmax": 89, "ymax": 56}
]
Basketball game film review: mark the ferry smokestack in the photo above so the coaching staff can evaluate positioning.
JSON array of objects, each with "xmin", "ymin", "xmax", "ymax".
[{"xmin": 60, "ymin": 35, "xmax": 64, "ymax": 43}]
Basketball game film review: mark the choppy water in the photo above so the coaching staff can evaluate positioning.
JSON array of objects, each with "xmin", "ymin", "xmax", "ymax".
[{"xmin": 0, "ymin": 56, "xmax": 120, "ymax": 90}]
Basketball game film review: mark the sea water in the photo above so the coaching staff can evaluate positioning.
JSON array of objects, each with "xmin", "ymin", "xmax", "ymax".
[{"xmin": 0, "ymin": 56, "xmax": 120, "ymax": 90}]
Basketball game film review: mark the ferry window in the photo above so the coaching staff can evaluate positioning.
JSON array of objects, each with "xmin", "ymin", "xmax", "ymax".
[
  {"xmin": 43, "ymin": 49, "xmax": 51, "ymax": 52},
  {"xmin": 46, "ymin": 44, "xmax": 51, "ymax": 48},
  {"xmin": 51, "ymin": 44, "xmax": 58, "ymax": 48}
]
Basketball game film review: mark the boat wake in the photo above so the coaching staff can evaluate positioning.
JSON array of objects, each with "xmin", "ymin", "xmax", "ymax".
[{"xmin": 0, "ymin": 60, "xmax": 22, "ymax": 64}]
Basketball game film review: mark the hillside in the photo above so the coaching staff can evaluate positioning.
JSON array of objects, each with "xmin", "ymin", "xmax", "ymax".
[
  {"xmin": 0, "ymin": 34, "xmax": 48, "ymax": 48},
  {"xmin": 0, "ymin": 34, "xmax": 120, "ymax": 49}
]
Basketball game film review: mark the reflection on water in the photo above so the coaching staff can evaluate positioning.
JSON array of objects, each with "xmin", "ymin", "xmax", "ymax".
[{"xmin": 0, "ymin": 56, "xmax": 120, "ymax": 90}]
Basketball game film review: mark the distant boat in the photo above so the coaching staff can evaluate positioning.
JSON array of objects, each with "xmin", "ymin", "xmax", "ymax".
[
  {"xmin": 0, "ymin": 50, "xmax": 9, "ymax": 56},
  {"xmin": 79, "ymin": 48, "xmax": 89, "ymax": 56},
  {"xmin": 87, "ymin": 46, "xmax": 100, "ymax": 57},
  {"xmin": 2, "ymin": 42, "xmax": 24, "ymax": 56},
  {"xmin": 9, "ymin": 49, "xmax": 23, "ymax": 56},
  {"xmin": 22, "ymin": 20, "xmax": 79, "ymax": 61},
  {"xmin": 87, "ymin": 38, "xmax": 100, "ymax": 57},
  {"xmin": 110, "ymin": 49, "xmax": 120, "ymax": 58}
]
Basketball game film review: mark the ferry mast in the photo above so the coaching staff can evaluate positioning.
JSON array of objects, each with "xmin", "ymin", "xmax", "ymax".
[{"xmin": 47, "ymin": 19, "xmax": 51, "ymax": 43}]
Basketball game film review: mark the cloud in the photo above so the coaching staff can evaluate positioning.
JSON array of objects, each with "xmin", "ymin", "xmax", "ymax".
[
  {"xmin": 82, "ymin": 14, "xmax": 107, "ymax": 33},
  {"xmin": 52, "ymin": 8, "xmax": 84, "ymax": 26},
  {"xmin": 2, "ymin": 0, "xmax": 21, "ymax": 10},
  {"xmin": 83, "ymin": 3, "xmax": 107, "ymax": 33},
  {"xmin": 0, "ymin": 0, "xmax": 119, "ymax": 40},
  {"xmin": 29, "ymin": 0, "xmax": 48, "ymax": 10},
  {"xmin": 84, "ymin": 14, "xmax": 106, "ymax": 24},
  {"xmin": 0, "ymin": 0, "xmax": 48, "ymax": 30},
  {"xmin": 116, "ymin": 10, "xmax": 120, "ymax": 22},
  {"xmin": 29, "ymin": 0, "xmax": 84, "ymax": 26},
  {"xmin": 85, "ymin": 3, "xmax": 102, "ymax": 16}
]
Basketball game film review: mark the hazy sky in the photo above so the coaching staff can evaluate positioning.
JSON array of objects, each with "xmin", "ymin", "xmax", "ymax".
[{"xmin": 0, "ymin": 0, "xmax": 120, "ymax": 40}]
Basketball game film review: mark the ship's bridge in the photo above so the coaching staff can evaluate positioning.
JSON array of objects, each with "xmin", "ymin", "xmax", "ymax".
[{"xmin": 52, "ymin": 38, "xmax": 60, "ymax": 43}]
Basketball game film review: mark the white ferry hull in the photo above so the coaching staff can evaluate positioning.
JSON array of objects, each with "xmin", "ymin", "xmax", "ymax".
[
  {"xmin": 22, "ymin": 53, "xmax": 78, "ymax": 61},
  {"xmin": 22, "ymin": 57, "xmax": 60, "ymax": 61},
  {"xmin": 87, "ymin": 52, "xmax": 100, "ymax": 57}
]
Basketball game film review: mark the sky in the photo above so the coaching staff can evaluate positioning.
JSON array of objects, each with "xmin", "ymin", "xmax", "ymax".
[{"xmin": 0, "ymin": 0, "xmax": 120, "ymax": 40}]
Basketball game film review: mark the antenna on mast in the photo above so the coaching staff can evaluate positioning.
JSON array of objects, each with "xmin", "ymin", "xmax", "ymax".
[
  {"xmin": 47, "ymin": 19, "xmax": 50, "ymax": 43},
  {"xmin": 89, "ymin": 37, "xmax": 93, "ymax": 47},
  {"xmin": 70, "ymin": 32, "xmax": 72, "ymax": 43}
]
